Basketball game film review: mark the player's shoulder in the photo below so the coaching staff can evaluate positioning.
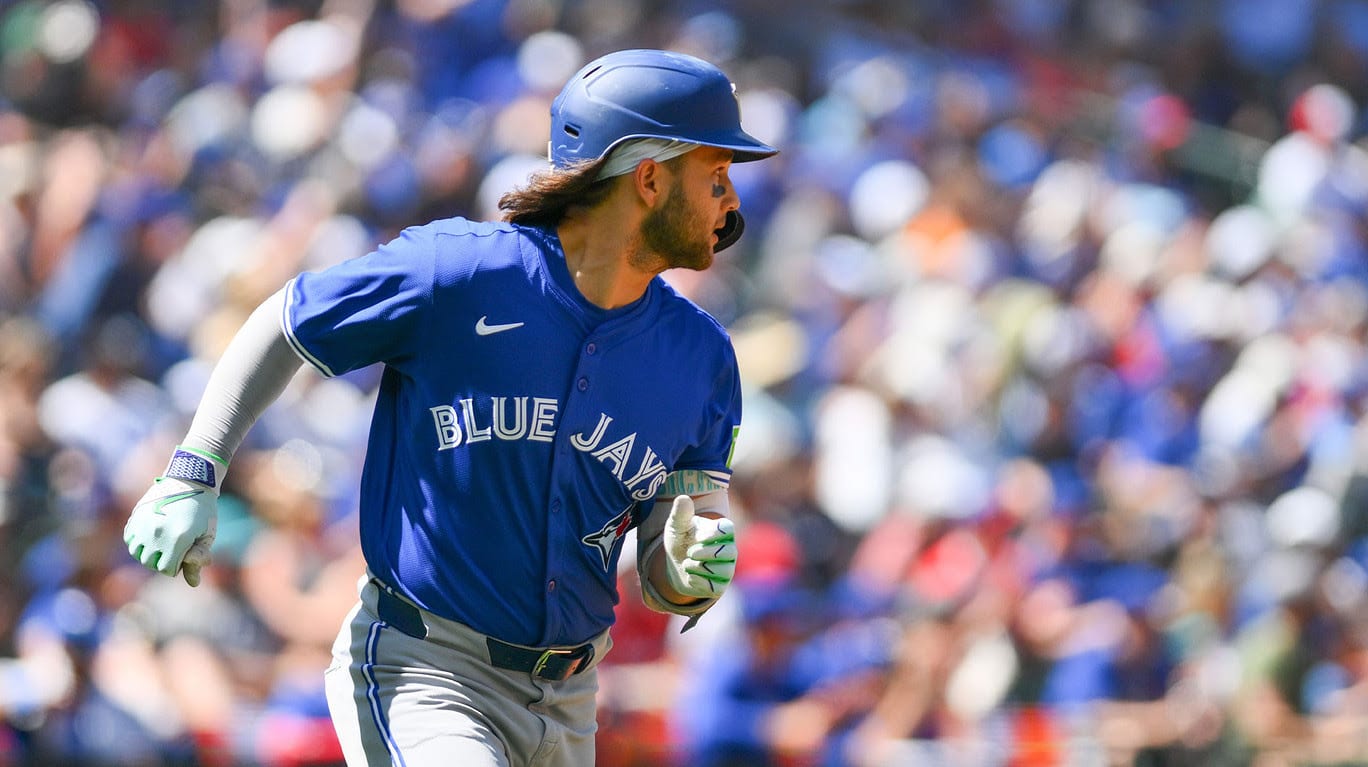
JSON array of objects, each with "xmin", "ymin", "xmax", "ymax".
[
  {"xmin": 419, "ymin": 217, "xmax": 557, "ymax": 252},
  {"xmin": 413, "ymin": 217, "xmax": 553, "ymax": 274},
  {"xmin": 417, "ymin": 216, "xmax": 520, "ymax": 241},
  {"xmin": 652, "ymin": 278, "xmax": 735, "ymax": 350}
]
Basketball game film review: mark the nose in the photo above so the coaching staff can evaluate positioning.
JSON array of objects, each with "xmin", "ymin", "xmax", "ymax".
[{"xmin": 718, "ymin": 177, "xmax": 740, "ymax": 213}]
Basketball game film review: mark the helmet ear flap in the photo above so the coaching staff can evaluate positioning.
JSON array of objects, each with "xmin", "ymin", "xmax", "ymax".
[{"xmin": 713, "ymin": 210, "xmax": 744, "ymax": 252}]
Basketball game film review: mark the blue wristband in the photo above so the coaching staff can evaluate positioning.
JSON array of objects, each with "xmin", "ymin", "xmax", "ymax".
[{"xmin": 164, "ymin": 448, "xmax": 220, "ymax": 489}]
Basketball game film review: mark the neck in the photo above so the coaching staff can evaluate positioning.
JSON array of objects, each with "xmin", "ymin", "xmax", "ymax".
[{"xmin": 556, "ymin": 208, "xmax": 658, "ymax": 310}]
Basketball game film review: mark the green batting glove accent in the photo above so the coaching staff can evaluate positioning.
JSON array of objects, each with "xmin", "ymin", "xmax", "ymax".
[
  {"xmin": 685, "ymin": 566, "xmax": 734, "ymax": 584},
  {"xmin": 685, "ymin": 538, "xmax": 737, "ymax": 586},
  {"xmin": 149, "ymin": 488, "xmax": 206, "ymax": 514},
  {"xmin": 177, "ymin": 445, "xmax": 229, "ymax": 465}
]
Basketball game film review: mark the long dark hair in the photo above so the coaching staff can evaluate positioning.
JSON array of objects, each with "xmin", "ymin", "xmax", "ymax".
[{"xmin": 498, "ymin": 157, "xmax": 615, "ymax": 227}]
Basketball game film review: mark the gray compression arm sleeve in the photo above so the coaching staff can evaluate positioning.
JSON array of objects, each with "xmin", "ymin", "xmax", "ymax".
[{"xmin": 180, "ymin": 288, "xmax": 303, "ymax": 463}]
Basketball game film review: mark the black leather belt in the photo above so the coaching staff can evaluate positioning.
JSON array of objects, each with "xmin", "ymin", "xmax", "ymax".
[
  {"xmin": 484, "ymin": 637, "xmax": 596, "ymax": 682},
  {"xmin": 372, "ymin": 580, "xmax": 595, "ymax": 682}
]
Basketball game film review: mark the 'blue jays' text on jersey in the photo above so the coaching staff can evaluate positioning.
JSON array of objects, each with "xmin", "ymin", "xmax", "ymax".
[{"xmin": 280, "ymin": 218, "xmax": 743, "ymax": 647}]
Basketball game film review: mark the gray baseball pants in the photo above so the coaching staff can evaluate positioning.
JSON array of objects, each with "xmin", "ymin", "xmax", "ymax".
[{"xmin": 324, "ymin": 576, "xmax": 612, "ymax": 767}]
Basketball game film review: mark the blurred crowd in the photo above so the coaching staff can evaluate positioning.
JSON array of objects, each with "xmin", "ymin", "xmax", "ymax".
[{"xmin": 4, "ymin": 0, "xmax": 1368, "ymax": 765}]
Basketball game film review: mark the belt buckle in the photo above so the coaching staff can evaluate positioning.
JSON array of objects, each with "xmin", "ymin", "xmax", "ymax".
[
  {"xmin": 532, "ymin": 648, "xmax": 575, "ymax": 681},
  {"xmin": 531, "ymin": 645, "xmax": 593, "ymax": 681}
]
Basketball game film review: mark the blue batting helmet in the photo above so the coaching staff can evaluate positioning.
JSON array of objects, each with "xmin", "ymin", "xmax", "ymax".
[{"xmin": 550, "ymin": 49, "xmax": 778, "ymax": 169}]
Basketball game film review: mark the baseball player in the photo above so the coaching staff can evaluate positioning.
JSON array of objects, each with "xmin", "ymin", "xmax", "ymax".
[{"xmin": 123, "ymin": 48, "xmax": 777, "ymax": 766}]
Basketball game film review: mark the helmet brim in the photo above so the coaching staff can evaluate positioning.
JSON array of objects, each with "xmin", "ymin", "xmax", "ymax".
[
  {"xmin": 678, "ymin": 127, "xmax": 778, "ymax": 163},
  {"xmin": 718, "ymin": 133, "xmax": 779, "ymax": 163}
]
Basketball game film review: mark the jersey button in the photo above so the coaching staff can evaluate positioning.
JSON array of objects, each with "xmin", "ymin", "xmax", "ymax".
[
  {"xmin": 547, "ymin": 579, "xmax": 557, "ymax": 592},
  {"xmin": 551, "ymin": 499, "xmax": 561, "ymax": 513},
  {"xmin": 577, "ymin": 377, "xmax": 589, "ymax": 391},
  {"xmin": 586, "ymin": 342, "xmax": 597, "ymax": 355}
]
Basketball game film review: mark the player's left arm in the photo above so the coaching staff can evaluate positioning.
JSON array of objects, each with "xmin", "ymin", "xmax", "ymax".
[{"xmin": 637, "ymin": 469, "xmax": 737, "ymax": 624}]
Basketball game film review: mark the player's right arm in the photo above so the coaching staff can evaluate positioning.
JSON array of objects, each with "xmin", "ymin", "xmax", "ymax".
[
  {"xmin": 124, "ymin": 288, "xmax": 303, "ymax": 585},
  {"xmin": 127, "ymin": 221, "xmax": 440, "ymax": 585}
]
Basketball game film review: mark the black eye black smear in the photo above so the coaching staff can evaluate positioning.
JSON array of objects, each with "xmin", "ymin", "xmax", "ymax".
[{"xmin": 712, "ymin": 183, "xmax": 725, "ymax": 198}]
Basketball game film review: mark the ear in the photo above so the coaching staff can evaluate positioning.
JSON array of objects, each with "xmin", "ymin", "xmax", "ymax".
[{"xmin": 630, "ymin": 159, "xmax": 667, "ymax": 207}]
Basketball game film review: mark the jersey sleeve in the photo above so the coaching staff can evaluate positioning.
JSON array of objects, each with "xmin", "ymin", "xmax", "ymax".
[
  {"xmin": 281, "ymin": 223, "xmax": 437, "ymax": 378},
  {"xmin": 672, "ymin": 344, "xmax": 743, "ymax": 488}
]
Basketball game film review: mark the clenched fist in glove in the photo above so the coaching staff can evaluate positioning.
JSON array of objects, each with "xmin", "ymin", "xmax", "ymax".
[
  {"xmin": 662, "ymin": 494, "xmax": 737, "ymax": 599},
  {"xmin": 124, "ymin": 446, "xmax": 227, "ymax": 587}
]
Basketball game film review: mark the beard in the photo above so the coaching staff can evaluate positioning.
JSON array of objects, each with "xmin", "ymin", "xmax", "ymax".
[{"xmin": 636, "ymin": 182, "xmax": 715, "ymax": 272}]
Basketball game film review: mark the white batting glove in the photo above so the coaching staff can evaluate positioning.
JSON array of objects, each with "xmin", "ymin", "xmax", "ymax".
[
  {"xmin": 663, "ymin": 495, "xmax": 737, "ymax": 599},
  {"xmin": 123, "ymin": 446, "xmax": 226, "ymax": 587}
]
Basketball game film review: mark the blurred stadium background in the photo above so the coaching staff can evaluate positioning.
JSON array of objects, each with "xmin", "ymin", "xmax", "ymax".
[{"xmin": 4, "ymin": 0, "xmax": 1368, "ymax": 765}]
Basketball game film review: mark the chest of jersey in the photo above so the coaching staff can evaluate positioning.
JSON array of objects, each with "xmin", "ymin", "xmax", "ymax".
[{"xmin": 401, "ymin": 262, "xmax": 708, "ymax": 512}]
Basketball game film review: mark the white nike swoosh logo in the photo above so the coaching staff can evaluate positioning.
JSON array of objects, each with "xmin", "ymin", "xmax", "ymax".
[{"xmin": 475, "ymin": 316, "xmax": 525, "ymax": 335}]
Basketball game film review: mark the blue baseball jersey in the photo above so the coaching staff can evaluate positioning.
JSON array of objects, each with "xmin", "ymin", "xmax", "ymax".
[{"xmin": 280, "ymin": 218, "xmax": 742, "ymax": 647}]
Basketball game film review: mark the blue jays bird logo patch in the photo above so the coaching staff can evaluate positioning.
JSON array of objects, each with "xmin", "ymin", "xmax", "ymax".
[{"xmin": 582, "ymin": 506, "xmax": 634, "ymax": 571}]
